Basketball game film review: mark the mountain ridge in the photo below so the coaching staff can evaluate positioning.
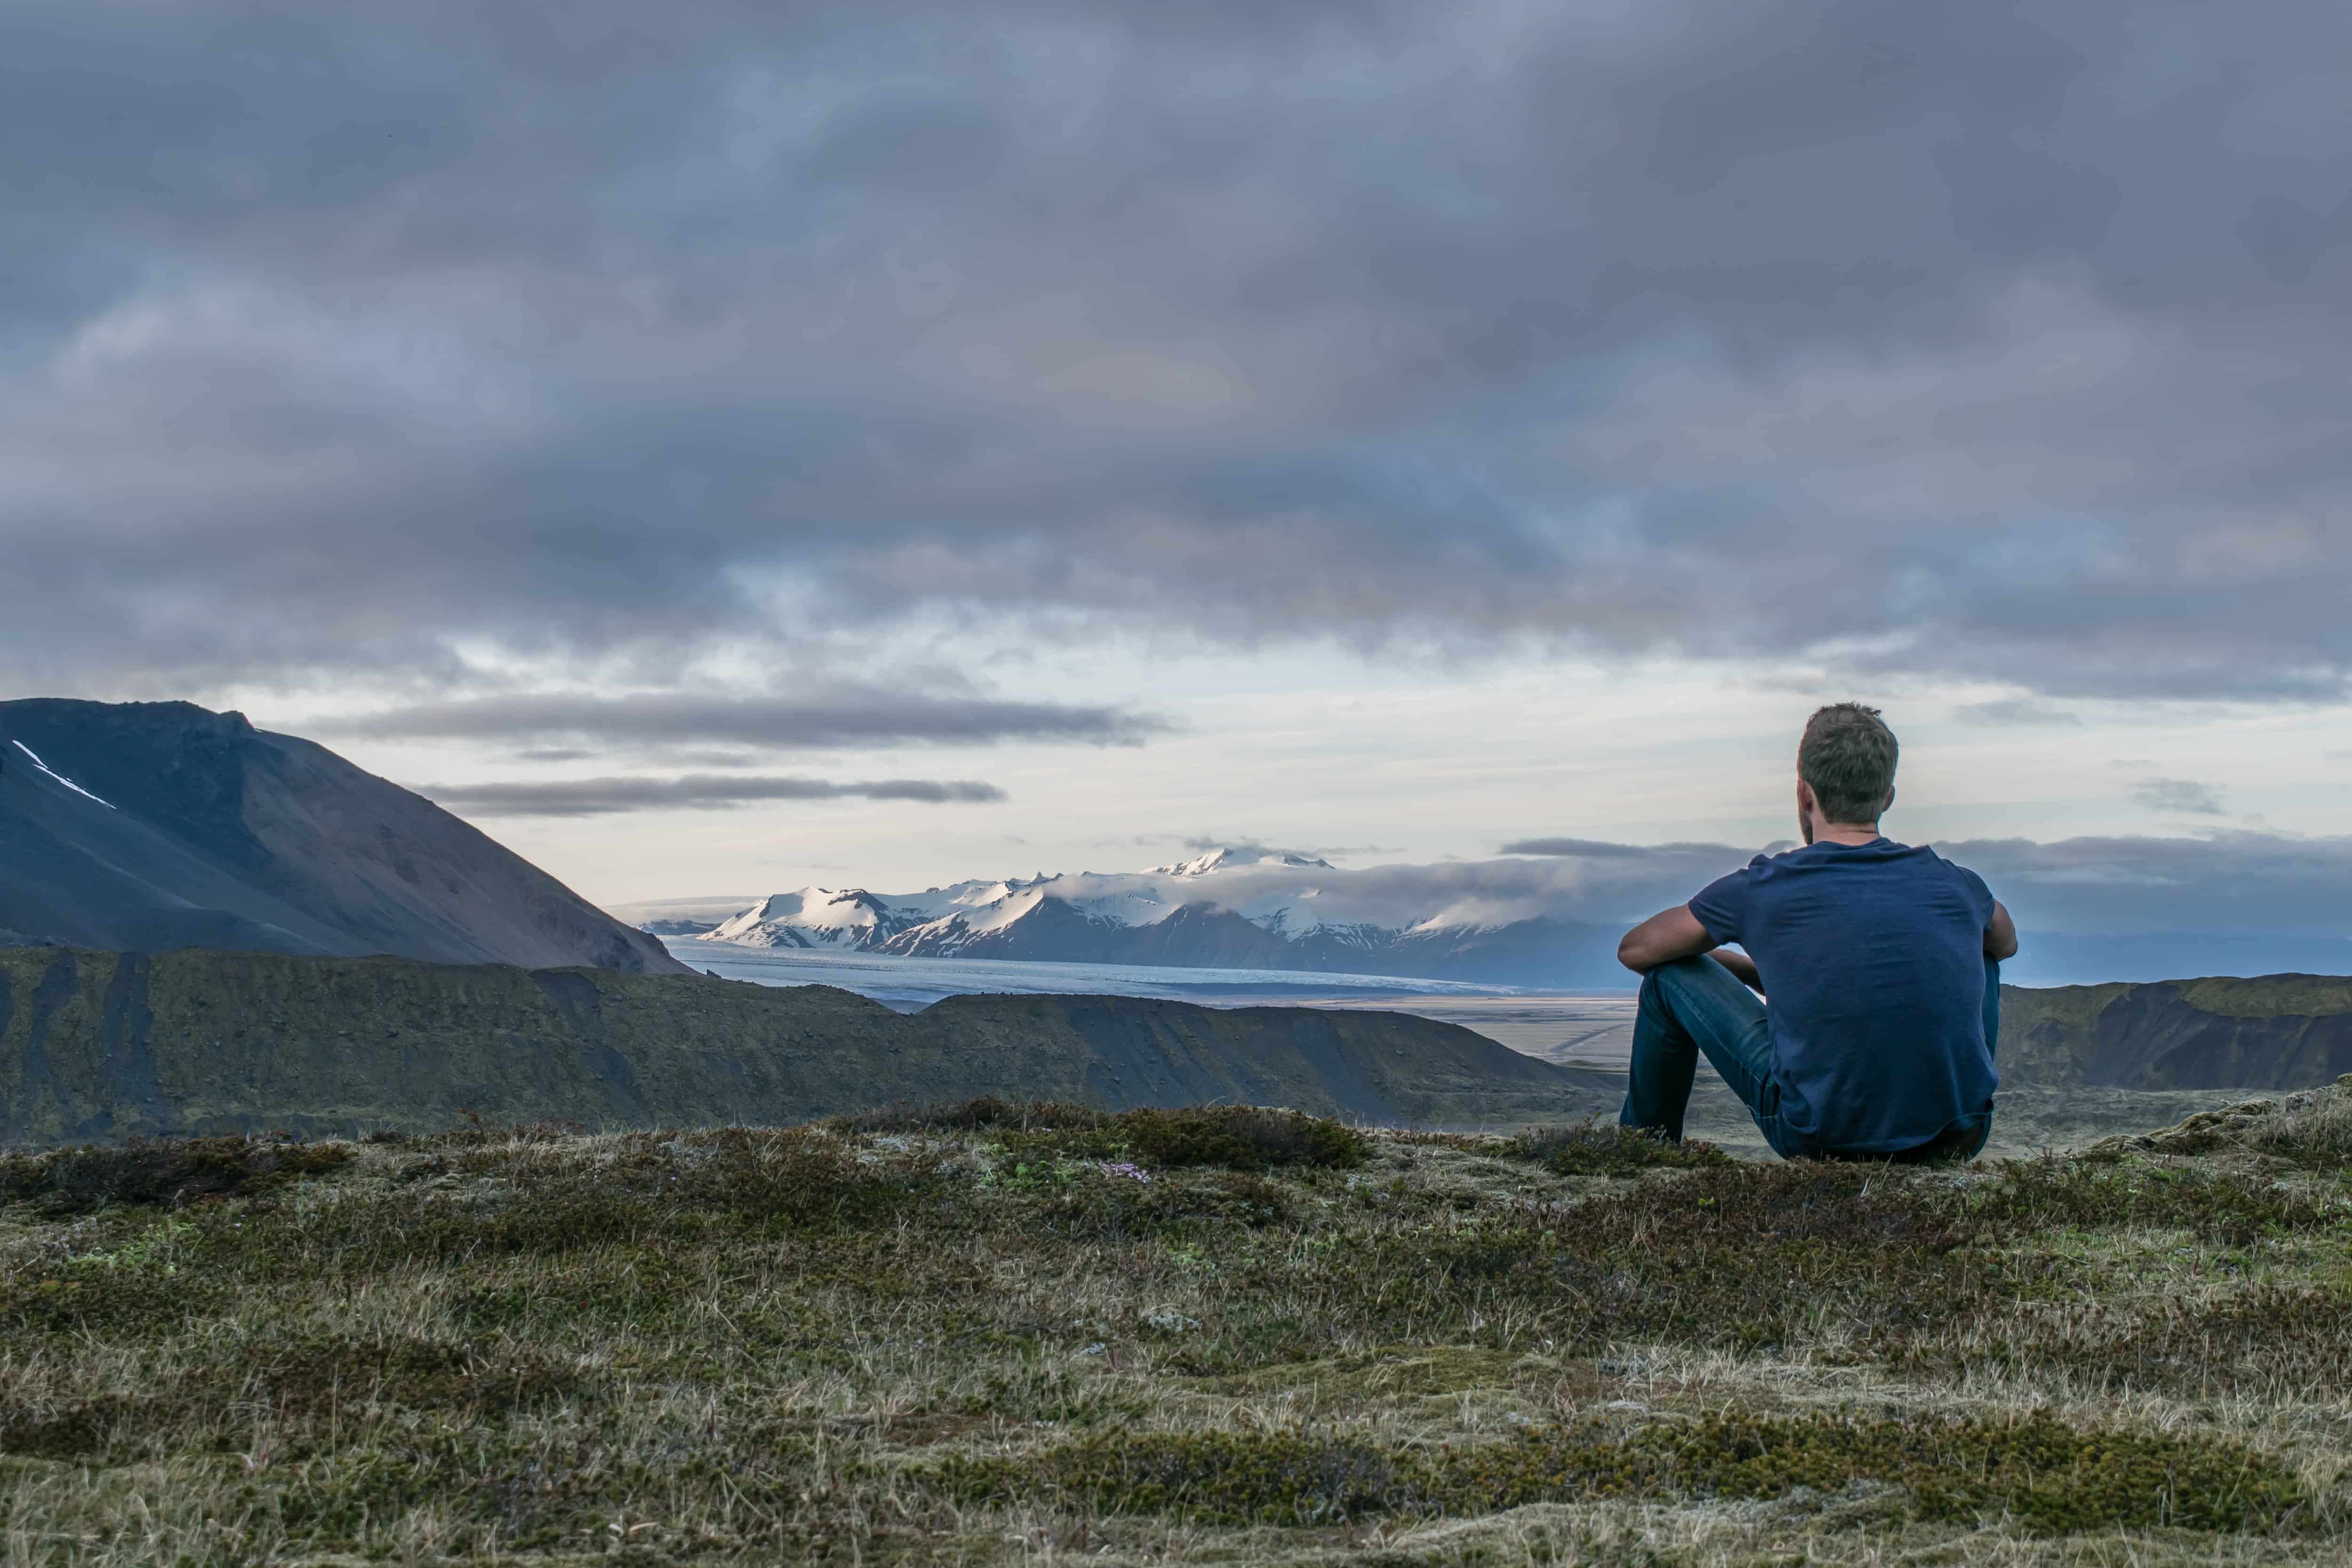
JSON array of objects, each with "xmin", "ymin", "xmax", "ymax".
[
  {"xmin": 690, "ymin": 851, "xmax": 1637, "ymax": 987},
  {"xmin": 0, "ymin": 699, "xmax": 685, "ymax": 974},
  {"xmin": 2000, "ymin": 972, "xmax": 2352, "ymax": 1089}
]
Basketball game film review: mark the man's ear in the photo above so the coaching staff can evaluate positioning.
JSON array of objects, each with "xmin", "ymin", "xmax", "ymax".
[
  {"xmin": 1796, "ymin": 778, "xmax": 1817, "ymax": 813},
  {"xmin": 1883, "ymin": 786, "xmax": 1896, "ymax": 815}
]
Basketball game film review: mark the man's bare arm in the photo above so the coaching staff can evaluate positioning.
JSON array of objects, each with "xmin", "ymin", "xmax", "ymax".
[
  {"xmin": 1617, "ymin": 905, "xmax": 1717, "ymax": 973},
  {"xmin": 1618, "ymin": 905, "xmax": 1763, "ymax": 992},
  {"xmin": 1986, "ymin": 899, "xmax": 2018, "ymax": 961}
]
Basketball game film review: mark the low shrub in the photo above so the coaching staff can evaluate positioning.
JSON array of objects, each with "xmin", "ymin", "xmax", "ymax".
[
  {"xmin": 1111, "ymin": 1107, "xmax": 1368, "ymax": 1171},
  {"xmin": 0, "ymin": 1262, "xmax": 227, "ymax": 1337},
  {"xmin": 225, "ymin": 1332, "xmax": 583, "ymax": 1418},
  {"xmin": 0, "ymin": 1335, "xmax": 579, "ymax": 1460},
  {"xmin": 954, "ymin": 1413, "xmax": 2304, "ymax": 1535},
  {"xmin": 836, "ymin": 1099, "xmax": 1368, "ymax": 1171},
  {"xmin": 222, "ymin": 1128, "xmax": 946, "ymax": 1273},
  {"xmin": 0, "ymin": 1136, "xmax": 352, "ymax": 1213},
  {"xmin": 1180, "ymin": 1159, "xmax": 2007, "ymax": 1370},
  {"xmin": 1966, "ymin": 1155, "xmax": 2338, "ymax": 1245},
  {"xmin": 1024, "ymin": 1169, "xmax": 1299, "ymax": 1245},
  {"xmin": 1508, "ymin": 1119, "xmax": 1733, "ymax": 1177},
  {"xmin": 1979, "ymin": 1284, "xmax": 2352, "ymax": 1396},
  {"xmin": 834, "ymin": 1095, "xmax": 1069, "ymax": 1135}
]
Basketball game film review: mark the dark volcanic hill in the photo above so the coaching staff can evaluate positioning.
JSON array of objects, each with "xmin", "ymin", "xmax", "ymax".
[
  {"xmin": 0, "ymin": 946, "xmax": 1621, "ymax": 1143},
  {"xmin": 0, "ymin": 699, "xmax": 683, "ymax": 974},
  {"xmin": 2001, "ymin": 973, "xmax": 2352, "ymax": 1089}
]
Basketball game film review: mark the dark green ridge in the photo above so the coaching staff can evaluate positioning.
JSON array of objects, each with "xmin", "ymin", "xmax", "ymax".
[
  {"xmin": 0, "ymin": 946, "xmax": 1620, "ymax": 1145},
  {"xmin": 2001, "ymin": 973, "xmax": 2352, "ymax": 1088}
]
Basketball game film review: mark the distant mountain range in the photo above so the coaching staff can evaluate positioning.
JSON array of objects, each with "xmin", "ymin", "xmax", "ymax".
[
  {"xmin": 0, "ymin": 699, "xmax": 684, "ymax": 973},
  {"xmin": 663, "ymin": 846, "xmax": 1635, "ymax": 987}
]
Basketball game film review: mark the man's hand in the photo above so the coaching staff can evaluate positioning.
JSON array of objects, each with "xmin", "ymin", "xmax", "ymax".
[
  {"xmin": 1986, "ymin": 900, "xmax": 2018, "ymax": 961},
  {"xmin": 1708, "ymin": 947, "xmax": 1764, "ymax": 994},
  {"xmin": 1617, "ymin": 904, "xmax": 1717, "ymax": 973}
]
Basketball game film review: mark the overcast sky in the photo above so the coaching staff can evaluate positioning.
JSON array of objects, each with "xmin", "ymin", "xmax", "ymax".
[{"xmin": 5, "ymin": 0, "xmax": 2348, "ymax": 934}]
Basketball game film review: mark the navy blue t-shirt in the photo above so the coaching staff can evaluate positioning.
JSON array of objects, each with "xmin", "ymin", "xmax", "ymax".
[{"xmin": 1689, "ymin": 838, "xmax": 1998, "ymax": 1153}]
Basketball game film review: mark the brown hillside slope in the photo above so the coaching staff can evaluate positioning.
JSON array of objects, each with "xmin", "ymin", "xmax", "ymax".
[{"xmin": 0, "ymin": 947, "xmax": 1618, "ymax": 1144}]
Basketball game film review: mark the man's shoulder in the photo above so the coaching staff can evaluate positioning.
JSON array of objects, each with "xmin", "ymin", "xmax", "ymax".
[
  {"xmin": 1894, "ymin": 840, "xmax": 1991, "ymax": 885},
  {"xmin": 1860, "ymin": 842, "xmax": 1996, "ymax": 912},
  {"xmin": 1762, "ymin": 839, "xmax": 1985, "ymax": 885}
]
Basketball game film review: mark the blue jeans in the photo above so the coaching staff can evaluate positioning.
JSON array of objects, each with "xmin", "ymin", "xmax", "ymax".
[{"xmin": 1620, "ymin": 955, "xmax": 2000, "ymax": 1161}]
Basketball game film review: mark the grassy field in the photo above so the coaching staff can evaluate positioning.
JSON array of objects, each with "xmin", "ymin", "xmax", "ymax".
[{"xmin": 3, "ymin": 1088, "xmax": 2349, "ymax": 1567}]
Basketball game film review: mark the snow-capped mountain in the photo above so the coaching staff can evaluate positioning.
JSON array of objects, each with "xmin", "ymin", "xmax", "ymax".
[
  {"xmin": 661, "ymin": 844, "xmax": 1720, "ymax": 987},
  {"xmin": 1153, "ymin": 846, "xmax": 1333, "ymax": 877}
]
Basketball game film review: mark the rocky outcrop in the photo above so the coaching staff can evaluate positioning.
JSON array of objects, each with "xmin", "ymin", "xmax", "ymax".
[
  {"xmin": 2090, "ymin": 1073, "xmax": 2352, "ymax": 1157},
  {"xmin": 0, "ymin": 946, "xmax": 1621, "ymax": 1145}
]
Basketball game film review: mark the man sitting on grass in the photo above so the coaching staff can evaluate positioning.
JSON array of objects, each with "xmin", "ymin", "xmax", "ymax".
[{"xmin": 1615, "ymin": 703, "xmax": 2018, "ymax": 1162}]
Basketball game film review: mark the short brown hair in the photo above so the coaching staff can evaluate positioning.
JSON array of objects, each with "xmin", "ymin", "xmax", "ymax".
[{"xmin": 1799, "ymin": 703, "xmax": 1898, "ymax": 826}]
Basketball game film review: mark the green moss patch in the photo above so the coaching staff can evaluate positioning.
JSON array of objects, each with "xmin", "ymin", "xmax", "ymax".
[{"xmin": 954, "ymin": 1414, "xmax": 2303, "ymax": 1535}]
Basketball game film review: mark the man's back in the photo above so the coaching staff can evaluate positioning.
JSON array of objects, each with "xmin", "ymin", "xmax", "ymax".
[{"xmin": 1691, "ymin": 837, "xmax": 1997, "ymax": 1152}]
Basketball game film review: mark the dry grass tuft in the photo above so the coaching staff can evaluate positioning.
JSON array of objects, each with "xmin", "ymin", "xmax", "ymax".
[{"xmin": 2242, "ymin": 1079, "xmax": 2352, "ymax": 1165}]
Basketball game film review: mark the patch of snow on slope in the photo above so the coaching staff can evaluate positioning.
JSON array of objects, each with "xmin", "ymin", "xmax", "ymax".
[{"xmin": 9, "ymin": 740, "xmax": 115, "ymax": 809}]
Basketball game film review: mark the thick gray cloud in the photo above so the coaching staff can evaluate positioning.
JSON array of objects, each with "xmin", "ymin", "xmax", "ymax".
[
  {"xmin": 337, "ymin": 691, "xmax": 1159, "ymax": 749},
  {"xmin": 5, "ymin": 0, "xmax": 2351, "ymax": 699},
  {"xmin": 420, "ymin": 774, "xmax": 1008, "ymax": 817}
]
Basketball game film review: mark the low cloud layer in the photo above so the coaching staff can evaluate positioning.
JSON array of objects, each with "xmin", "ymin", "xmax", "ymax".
[
  {"xmin": 342, "ymin": 692, "xmax": 1160, "ymax": 751},
  {"xmin": 1500, "ymin": 838, "xmax": 1710, "ymax": 861},
  {"xmin": 421, "ymin": 774, "xmax": 1008, "ymax": 817},
  {"xmin": 2131, "ymin": 778, "xmax": 2229, "ymax": 816},
  {"xmin": 5, "ymin": 0, "xmax": 2350, "ymax": 702}
]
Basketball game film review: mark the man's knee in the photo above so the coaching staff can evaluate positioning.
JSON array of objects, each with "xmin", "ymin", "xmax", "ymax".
[{"xmin": 1639, "ymin": 954, "xmax": 1720, "ymax": 1010}]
